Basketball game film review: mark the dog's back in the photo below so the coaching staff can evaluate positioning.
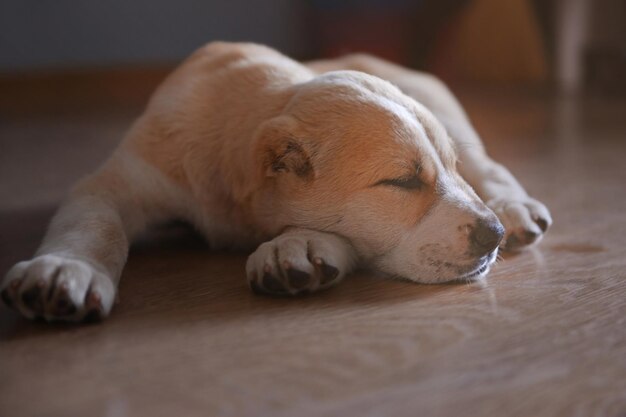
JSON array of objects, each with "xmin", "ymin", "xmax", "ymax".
[{"xmin": 123, "ymin": 42, "xmax": 312, "ymax": 196}]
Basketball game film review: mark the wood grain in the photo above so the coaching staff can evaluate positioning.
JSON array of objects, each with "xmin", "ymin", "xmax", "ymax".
[{"xmin": 1, "ymin": 85, "xmax": 625, "ymax": 417}]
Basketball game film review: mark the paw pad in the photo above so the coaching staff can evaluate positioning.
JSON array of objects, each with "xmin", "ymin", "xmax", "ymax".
[
  {"xmin": 262, "ymin": 273, "xmax": 288, "ymax": 294},
  {"xmin": 318, "ymin": 263, "xmax": 339, "ymax": 285},
  {"xmin": 1, "ymin": 255, "xmax": 115, "ymax": 322},
  {"xmin": 286, "ymin": 268, "xmax": 310, "ymax": 289},
  {"xmin": 246, "ymin": 233, "xmax": 351, "ymax": 297},
  {"xmin": 488, "ymin": 197, "xmax": 552, "ymax": 251}
]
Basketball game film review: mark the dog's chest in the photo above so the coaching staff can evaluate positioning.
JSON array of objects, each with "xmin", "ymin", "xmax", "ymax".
[{"xmin": 187, "ymin": 197, "xmax": 265, "ymax": 250}]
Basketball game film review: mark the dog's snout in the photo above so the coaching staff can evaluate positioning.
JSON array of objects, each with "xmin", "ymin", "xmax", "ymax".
[{"xmin": 469, "ymin": 218, "xmax": 504, "ymax": 256}]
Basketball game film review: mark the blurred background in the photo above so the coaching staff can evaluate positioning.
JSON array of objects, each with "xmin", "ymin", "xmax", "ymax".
[{"xmin": 1, "ymin": 0, "xmax": 625, "ymax": 117}]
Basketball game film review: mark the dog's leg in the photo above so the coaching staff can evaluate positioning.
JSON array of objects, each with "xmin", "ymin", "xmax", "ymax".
[
  {"xmin": 308, "ymin": 55, "xmax": 552, "ymax": 250},
  {"xmin": 1, "ymin": 152, "xmax": 176, "ymax": 321},
  {"xmin": 246, "ymin": 228, "xmax": 357, "ymax": 296}
]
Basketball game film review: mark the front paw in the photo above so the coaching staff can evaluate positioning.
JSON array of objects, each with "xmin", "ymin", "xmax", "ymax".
[
  {"xmin": 246, "ymin": 231, "xmax": 353, "ymax": 296},
  {"xmin": 1, "ymin": 255, "xmax": 116, "ymax": 322},
  {"xmin": 487, "ymin": 197, "xmax": 552, "ymax": 251}
]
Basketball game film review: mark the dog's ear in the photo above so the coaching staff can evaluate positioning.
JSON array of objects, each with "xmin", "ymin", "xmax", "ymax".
[{"xmin": 255, "ymin": 116, "xmax": 315, "ymax": 180}]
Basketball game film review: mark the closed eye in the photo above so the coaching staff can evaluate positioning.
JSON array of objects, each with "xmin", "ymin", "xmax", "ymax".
[{"xmin": 375, "ymin": 175, "xmax": 424, "ymax": 190}]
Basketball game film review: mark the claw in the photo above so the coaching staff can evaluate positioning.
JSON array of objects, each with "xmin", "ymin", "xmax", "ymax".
[
  {"xmin": 1, "ymin": 288, "xmax": 14, "ymax": 308},
  {"xmin": 249, "ymin": 279, "xmax": 265, "ymax": 295},
  {"xmin": 262, "ymin": 273, "xmax": 287, "ymax": 294},
  {"xmin": 83, "ymin": 309, "xmax": 103, "ymax": 323},
  {"xmin": 21, "ymin": 286, "xmax": 43, "ymax": 313},
  {"xmin": 535, "ymin": 217, "xmax": 549, "ymax": 232},
  {"xmin": 54, "ymin": 298, "xmax": 77, "ymax": 316},
  {"xmin": 286, "ymin": 268, "xmax": 310, "ymax": 289},
  {"xmin": 319, "ymin": 262, "xmax": 339, "ymax": 285}
]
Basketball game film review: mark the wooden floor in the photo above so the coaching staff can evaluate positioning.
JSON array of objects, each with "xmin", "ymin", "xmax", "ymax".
[{"xmin": 1, "ymin": 83, "xmax": 625, "ymax": 417}]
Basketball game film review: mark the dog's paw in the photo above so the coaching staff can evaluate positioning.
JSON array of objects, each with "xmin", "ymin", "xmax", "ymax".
[
  {"xmin": 1, "ymin": 255, "xmax": 115, "ymax": 322},
  {"xmin": 246, "ymin": 231, "xmax": 353, "ymax": 296},
  {"xmin": 487, "ymin": 197, "xmax": 552, "ymax": 251}
]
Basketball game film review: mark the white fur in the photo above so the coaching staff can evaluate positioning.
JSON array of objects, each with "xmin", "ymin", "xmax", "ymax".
[{"xmin": 376, "ymin": 185, "xmax": 496, "ymax": 283}]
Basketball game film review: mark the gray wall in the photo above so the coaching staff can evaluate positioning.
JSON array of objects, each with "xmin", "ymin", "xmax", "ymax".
[{"xmin": 0, "ymin": 0, "xmax": 306, "ymax": 71}]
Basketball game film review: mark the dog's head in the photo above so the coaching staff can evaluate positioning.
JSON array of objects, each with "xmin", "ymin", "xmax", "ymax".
[{"xmin": 253, "ymin": 71, "xmax": 503, "ymax": 282}]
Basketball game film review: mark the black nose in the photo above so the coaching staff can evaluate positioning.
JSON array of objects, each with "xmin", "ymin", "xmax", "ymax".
[{"xmin": 470, "ymin": 218, "xmax": 505, "ymax": 256}]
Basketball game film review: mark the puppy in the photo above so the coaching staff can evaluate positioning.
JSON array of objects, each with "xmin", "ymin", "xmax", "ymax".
[{"xmin": 1, "ymin": 42, "xmax": 551, "ymax": 322}]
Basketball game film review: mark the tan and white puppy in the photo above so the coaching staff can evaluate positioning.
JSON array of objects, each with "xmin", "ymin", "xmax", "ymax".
[{"xmin": 1, "ymin": 42, "xmax": 551, "ymax": 322}]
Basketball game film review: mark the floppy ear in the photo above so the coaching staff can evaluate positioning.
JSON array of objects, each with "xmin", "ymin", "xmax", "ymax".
[{"xmin": 255, "ymin": 115, "xmax": 315, "ymax": 180}]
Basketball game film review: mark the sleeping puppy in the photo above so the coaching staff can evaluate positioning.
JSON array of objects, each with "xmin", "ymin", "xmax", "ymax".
[{"xmin": 1, "ymin": 42, "xmax": 551, "ymax": 322}]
